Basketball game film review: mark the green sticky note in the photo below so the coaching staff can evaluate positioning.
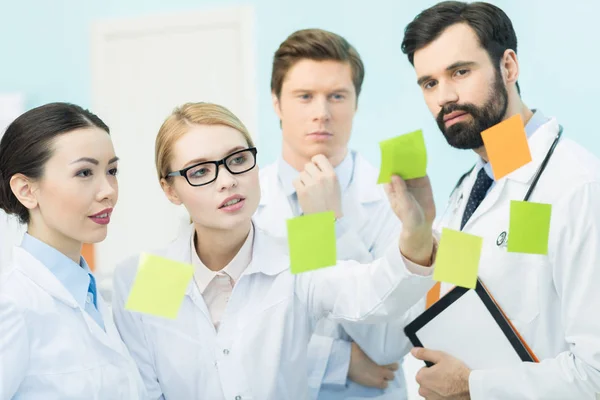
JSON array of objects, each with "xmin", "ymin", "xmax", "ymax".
[
  {"xmin": 377, "ymin": 129, "xmax": 427, "ymax": 183},
  {"xmin": 508, "ymin": 201, "xmax": 552, "ymax": 255},
  {"xmin": 125, "ymin": 253, "xmax": 195, "ymax": 319},
  {"xmin": 287, "ymin": 211, "xmax": 337, "ymax": 274},
  {"xmin": 433, "ymin": 228, "xmax": 483, "ymax": 289}
]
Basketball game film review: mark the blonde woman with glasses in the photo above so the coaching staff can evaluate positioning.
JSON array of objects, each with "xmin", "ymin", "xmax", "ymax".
[{"xmin": 112, "ymin": 102, "xmax": 438, "ymax": 400}]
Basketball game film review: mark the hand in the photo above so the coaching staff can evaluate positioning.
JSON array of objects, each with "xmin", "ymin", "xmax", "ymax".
[
  {"xmin": 411, "ymin": 348, "xmax": 471, "ymax": 400},
  {"xmin": 293, "ymin": 154, "xmax": 343, "ymax": 219},
  {"xmin": 348, "ymin": 342, "xmax": 399, "ymax": 390},
  {"xmin": 384, "ymin": 175, "xmax": 436, "ymax": 265}
]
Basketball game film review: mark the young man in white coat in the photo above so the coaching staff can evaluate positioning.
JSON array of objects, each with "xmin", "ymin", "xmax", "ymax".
[
  {"xmin": 254, "ymin": 29, "xmax": 416, "ymax": 399},
  {"xmin": 400, "ymin": 2, "xmax": 600, "ymax": 399}
]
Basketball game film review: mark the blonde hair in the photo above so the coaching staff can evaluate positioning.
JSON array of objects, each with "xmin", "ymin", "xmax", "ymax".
[{"xmin": 155, "ymin": 102, "xmax": 255, "ymax": 181}]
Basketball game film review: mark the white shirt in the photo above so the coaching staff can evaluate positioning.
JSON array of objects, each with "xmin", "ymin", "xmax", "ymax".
[
  {"xmin": 191, "ymin": 228, "xmax": 253, "ymax": 329},
  {"xmin": 112, "ymin": 224, "xmax": 435, "ymax": 400},
  {"xmin": 435, "ymin": 117, "xmax": 600, "ymax": 399}
]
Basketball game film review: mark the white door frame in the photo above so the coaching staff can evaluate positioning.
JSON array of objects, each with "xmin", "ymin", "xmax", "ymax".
[
  {"xmin": 90, "ymin": 4, "xmax": 258, "ymax": 137},
  {"xmin": 89, "ymin": 5, "xmax": 258, "ymax": 292}
]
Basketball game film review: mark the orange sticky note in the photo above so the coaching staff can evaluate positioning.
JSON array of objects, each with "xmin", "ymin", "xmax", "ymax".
[{"xmin": 481, "ymin": 114, "xmax": 532, "ymax": 180}]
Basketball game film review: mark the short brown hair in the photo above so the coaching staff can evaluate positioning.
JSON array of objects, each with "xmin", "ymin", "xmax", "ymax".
[
  {"xmin": 271, "ymin": 28, "xmax": 365, "ymax": 99},
  {"xmin": 155, "ymin": 102, "xmax": 254, "ymax": 181}
]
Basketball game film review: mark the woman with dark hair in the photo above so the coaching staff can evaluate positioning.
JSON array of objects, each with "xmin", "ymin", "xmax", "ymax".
[{"xmin": 0, "ymin": 103, "xmax": 145, "ymax": 399}]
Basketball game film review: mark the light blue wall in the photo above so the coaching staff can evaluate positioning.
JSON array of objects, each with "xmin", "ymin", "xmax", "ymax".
[{"xmin": 1, "ymin": 0, "xmax": 597, "ymax": 208}]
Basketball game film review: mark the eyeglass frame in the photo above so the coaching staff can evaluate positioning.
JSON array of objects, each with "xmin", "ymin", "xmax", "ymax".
[{"xmin": 165, "ymin": 147, "xmax": 258, "ymax": 187}]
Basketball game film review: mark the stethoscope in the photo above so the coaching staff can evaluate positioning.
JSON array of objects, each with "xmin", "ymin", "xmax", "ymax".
[{"xmin": 439, "ymin": 124, "xmax": 564, "ymax": 236}]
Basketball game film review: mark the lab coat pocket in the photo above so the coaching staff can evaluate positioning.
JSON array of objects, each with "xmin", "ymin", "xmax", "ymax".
[
  {"xmin": 21, "ymin": 362, "xmax": 132, "ymax": 400},
  {"xmin": 484, "ymin": 249, "xmax": 542, "ymax": 327}
]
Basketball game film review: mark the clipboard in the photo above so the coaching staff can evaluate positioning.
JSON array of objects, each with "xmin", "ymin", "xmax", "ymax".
[{"xmin": 404, "ymin": 279, "xmax": 537, "ymax": 369}]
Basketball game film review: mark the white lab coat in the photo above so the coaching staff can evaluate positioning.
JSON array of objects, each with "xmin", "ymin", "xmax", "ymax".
[
  {"xmin": 111, "ymin": 224, "xmax": 434, "ymax": 400},
  {"xmin": 0, "ymin": 212, "xmax": 24, "ymax": 272},
  {"xmin": 254, "ymin": 153, "xmax": 417, "ymax": 399},
  {"xmin": 0, "ymin": 247, "xmax": 146, "ymax": 400},
  {"xmin": 435, "ymin": 117, "xmax": 600, "ymax": 399}
]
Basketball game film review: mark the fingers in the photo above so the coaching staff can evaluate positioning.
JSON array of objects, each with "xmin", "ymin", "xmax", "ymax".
[
  {"xmin": 311, "ymin": 154, "xmax": 335, "ymax": 174},
  {"xmin": 382, "ymin": 367, "xmax": 395, "ymax": 381},
  {"xmin": 371, "ymin": 369, "xmax": 391, "ymax": 390},
  {"xmin": 411, "ymin": 347, "xmax": 443, "ymax": 364},
  {"xmin": 418, "ymin": 385, "xmax": 435, "ymax": 399},
  {"xmin": 292, "ymin": 177, "xmax": 304, "ymax": 193},
  {"xmin": 384, "ymin": 362, "xmax": 399, "ymax": 372},
  {"xmin": 384, "ymin": 175, "xmax": 407, "ymax": 196},
  {"xmin": 298, "ymin": 171, "xmax": 313, "ymax": 186},
  {"xmin": 378, "ymin": 378, "xmax": 389, "ymax": 390},
  {"xmin": 390, "ymin": 174, "xmax": 408, "ymax": 194},
  {"xmin": 303, "ymin": 162, "xmax": 321, "ymax": 179},
  {"xmin": 415, "ymin": 364, "xmax": 434, "ymax": 384}
]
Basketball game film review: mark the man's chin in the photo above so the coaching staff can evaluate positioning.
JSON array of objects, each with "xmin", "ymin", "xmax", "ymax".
[
  {"xmin": 443, "ymin": 132, "xmax": 483, "ymax": 150},
  {"xmin": 305, "ymin": 144, "xmax": 333, "ymax": 158}
]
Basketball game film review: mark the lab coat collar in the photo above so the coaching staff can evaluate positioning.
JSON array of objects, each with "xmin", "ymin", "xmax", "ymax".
[
  {"xmin": 243, "ymin": 225, "xmax": 289, "ymax": 277},
  {"xmin": 179, "ymin": 222, "xmax": 288, "ymax": 298},
  {"xmin": 11, "ymin": 247, "xmax": 133, "ymax": 359},
  {"xmin": 502, "ymin": 117, "xmax": 561, "ymax": 184},
  {"xmin": 12, "ymin": 247, "xmax": 79, "ymax": 309},
  {"xmin": 20, "ymin": 233, "xmax": 93, "ymax": 310},
  {"xmin": 456, "ymin": 118, "xmax": 561, "ymax": 232}
]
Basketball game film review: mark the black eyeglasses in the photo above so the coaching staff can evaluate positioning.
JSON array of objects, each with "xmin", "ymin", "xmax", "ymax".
[{"xmin": 165, "ymin": 147, "xmax": 258, "ymax": 187}]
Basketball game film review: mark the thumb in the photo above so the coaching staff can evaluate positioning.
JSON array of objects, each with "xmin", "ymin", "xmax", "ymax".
[
  {"xmin": 411, "ymin": 347, "xmax": 444, "ymax": 364},
  {"xmin": 384, "ymin": 175, "xmax": 411, "ymax": 212},
  {"xmin": 383, "ymin": 175, "xmax": 408, "ymax": 197}
]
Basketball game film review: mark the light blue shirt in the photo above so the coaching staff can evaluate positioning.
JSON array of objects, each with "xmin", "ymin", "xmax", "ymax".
[
  {"xmin": 482, "ymin": 109, "xmax": 550, "ymax": 182},
  {"xmin": 278, "ymin": 152, "xmax": 392, "ymax": 395},
  {"xmin": 20, "ymin": 234, "xmax": 105, "ymax": 330}
]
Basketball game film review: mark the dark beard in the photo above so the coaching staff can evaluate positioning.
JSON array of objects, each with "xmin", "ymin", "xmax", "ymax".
[{"xmin": 436, "ymin": 70, "xmax": 509, "ymax": 150}]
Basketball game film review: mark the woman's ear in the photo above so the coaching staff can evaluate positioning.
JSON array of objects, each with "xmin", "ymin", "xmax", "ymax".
[
  {"xmin": 10, "ymin": 173, "xmax": 39, "ymax": 211},
  {"xmin": 160, "ymin": 178, "xmax": 183, "ymax": 206}
]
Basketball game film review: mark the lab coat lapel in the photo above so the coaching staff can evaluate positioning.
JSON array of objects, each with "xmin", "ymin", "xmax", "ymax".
[
  {"xmin": 256, "ymin": 163, "xmax": 295, "ymax": 238},
  {"xmin": 165, "ymin": 225, "xmax": 213, "ymax": 323},
  {"xmin": 14, "ymin": 247, "xmax": 79, "ymax": 308},
  {"xmin": 461, "ymin": 118, "xmax": 560, "ymax": 230},
  {"xmin": 15, "ymin": 247, "xmax": 131, "ymax": 360}
]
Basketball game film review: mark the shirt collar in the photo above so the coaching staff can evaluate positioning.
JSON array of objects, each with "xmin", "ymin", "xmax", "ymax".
[
  {"xmin": 20, "ymin": 233, "xmax": 94, "ymax": 309},
  {"xmin": 277, "ymin": 151, "xmax": 355, "ymax": 197},
  {"xmin": 190, "ymin": 226, "xmax": 254, "ymax": 294},
  {"xmin": 482, "ymin": 109, "xmax": 550, "ymax": 180}
]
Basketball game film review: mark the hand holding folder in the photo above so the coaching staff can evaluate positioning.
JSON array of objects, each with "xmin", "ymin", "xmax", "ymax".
[
  {"xmin": 409, "ymin": 346, "xmax": 472, "ymax": 398},
  {"xmin": 405, "ymin": 279, "xmax": 537, "ymax": 370}
]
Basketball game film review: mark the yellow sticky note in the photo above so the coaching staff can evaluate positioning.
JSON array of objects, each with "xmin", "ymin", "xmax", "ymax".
[
  {"xmin": 377, "ymin": 129, "xmax": 427, "ymax": 183},
  {"xmin": 481, "ymin": 114, "xmax": 532, "ymax": 180},
  {"xmin": 433, "ymin": 228, "xmax": 483, "ymax": 289},
  {"xmin": 125, "ymin": 253, "xmax": 195, "ymax": 319},
  {"xmin": 287, "ymin": 211, "xmax": 336, "ymax": 274},
  {"xmin": 508, "ymin": 201, "xmax": 552, "ymax": 255}
]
